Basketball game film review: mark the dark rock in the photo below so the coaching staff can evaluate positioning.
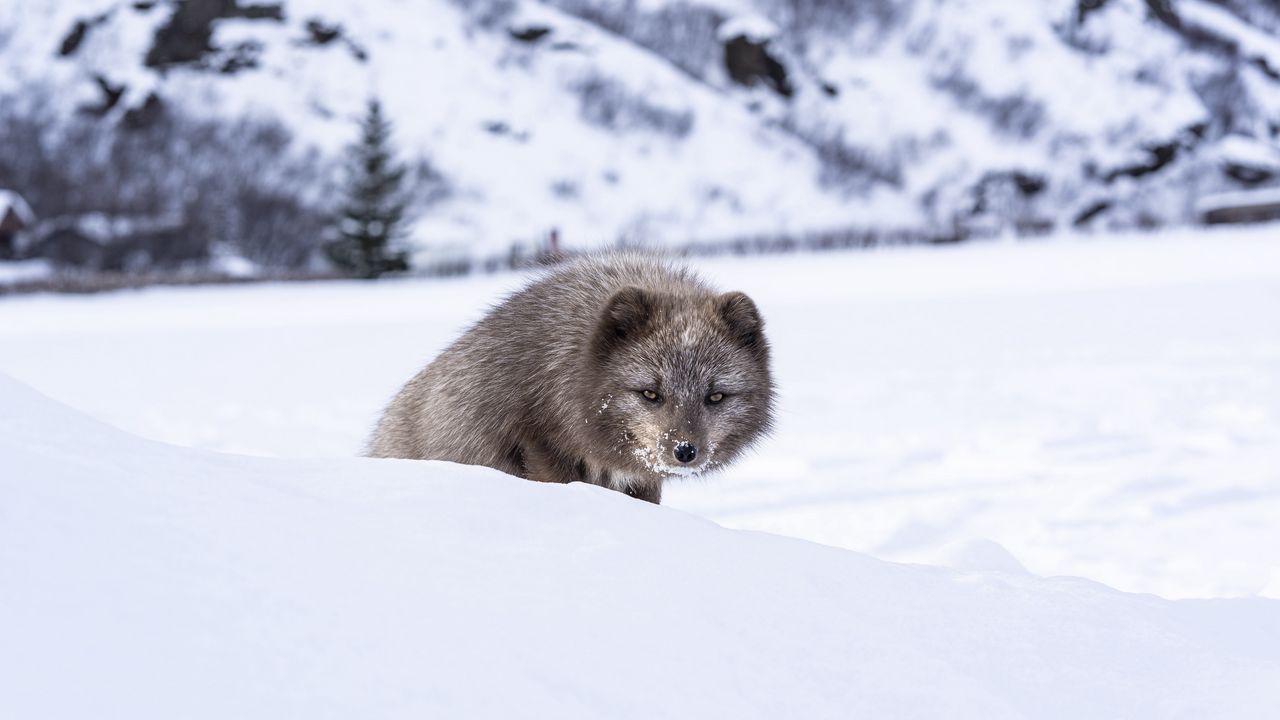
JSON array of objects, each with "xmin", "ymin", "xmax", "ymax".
[
  {"xmin": 1077, "ymin": 0, "xmax": 1110, "ymax": 24},
  {"xmin": 235, "ymin": 3, "xmax": 283, "ymax": 21},
  {"xmin": 1073, "ymin": 200, "xmax": 1112, "ymax": 227},
  {"xmin": 1144, "ymin": 0, "xmax": 1182, "ymax": 30},
  {"xmin": 145, "ymin": 0, "xmax": 283, "ymax": 70},
  {"xmin": 296, "ymin": 19, "xmax": 367, "ymax": 62},
  {"xmin": 509, "ymin": 26, "xmax": 552, "ymax": 43},
  {"xmin": 59, "ymin": 12, "xmax": 112, "ymax": 57},
  {"xmin": 480, "ymin": 120, "xmax": 528, "ymax": 142},
  {"xmin": 59, "ymin": 21, "xmax": 91, "ymax": 57},
  {"xmin": 304, "ymin": 18, "xmax": 342, "ymax": 45},
  {"xmin": 1224, "ymin": 164, "xmax": 1273, "ymax": 185},
  {"xmin": 1103, "ymin": 140, "xmax": 1180, "ymax": 182},
  {"xmin": 78, "ymin": 75, "xmax": 126, "ymax": 117},
  {"xmin": 969, "ymin": 170, "xmax": 1048, "ymax": 214},
  {"xmin": 214, "ymin": 41, "xmax": 263, "ymax": 74},
  {"xmin": 724, "ymin": 35, "xmax": 793, "ymax": 98},
  {"xmin": 1010, "ymin": 171, "xmax": 1046, "ymax": 196},
  {"xmin": 1252, "ymin": 57, "xmax": 1280, "ymax": 81},
  {"xmin": 1201, "ymin": 191, "xmax": 1280, "ymax": 224},
  {"xmin": 122, "ymin": 93, "xmax": 166, "ymax": 131}
]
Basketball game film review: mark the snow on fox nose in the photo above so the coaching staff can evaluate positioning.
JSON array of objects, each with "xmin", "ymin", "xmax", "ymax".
[{"xmin": 673, "ymin": 442, "xmax": 698, "ymax": 464}]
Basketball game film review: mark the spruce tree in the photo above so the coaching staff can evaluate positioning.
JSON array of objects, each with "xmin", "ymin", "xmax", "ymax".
[{"xmin": 326, "ymin": 99, "xmax": 410, "ymax": 279}]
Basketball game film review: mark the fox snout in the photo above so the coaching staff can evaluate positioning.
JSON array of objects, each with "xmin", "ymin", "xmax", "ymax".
[{"xmin": 673, "ymin": 441, "xmax": 698, "ymax": 464}]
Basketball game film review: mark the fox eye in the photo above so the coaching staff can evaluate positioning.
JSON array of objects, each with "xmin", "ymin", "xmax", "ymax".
[
  {"xmin": 641, "ymin": 390, "xmax": 661, "ymax": 402},
  {"xmin": 707, "ymin": 392, "xmax": 724, "ymax": 404}
]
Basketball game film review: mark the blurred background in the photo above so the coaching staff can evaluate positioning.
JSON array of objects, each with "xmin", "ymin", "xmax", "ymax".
[
  {"xmin": 2, "ymin": 0, "xmax": 1279, "ymax": 285},
  {"xmin": 0, "ymin": 0, "xmax": 1278, "ymax": 601}
]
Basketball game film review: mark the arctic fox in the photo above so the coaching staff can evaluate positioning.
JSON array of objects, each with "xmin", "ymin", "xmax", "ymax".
[{"xmin": 367, "ymin": 253, "xmax": 775, "ymax": 503}]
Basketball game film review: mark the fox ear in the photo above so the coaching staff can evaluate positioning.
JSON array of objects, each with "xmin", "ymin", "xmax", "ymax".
[
  {"xmin": 593, "ymin": 286, "xmax": 655, "ymax": 356},
  {"xmin": 717, "ymin": 291, "xmax": 764, "ymax": 350}
]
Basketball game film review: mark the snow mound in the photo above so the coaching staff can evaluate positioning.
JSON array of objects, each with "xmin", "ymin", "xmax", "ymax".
[
  {"xmin": 2, "ymin": 372, "xmax": 1279, "ymax": 717},
  {"xmin": 0, "ymin": 189, "xmax": 36, "ymax": 225},
  {"xmin": 717, "ymin": 15, "xmax": 780, "ymax": 43},
  {"xmin": 938, "ymin": 538, "xmax": 1030, "ymax": 575}
]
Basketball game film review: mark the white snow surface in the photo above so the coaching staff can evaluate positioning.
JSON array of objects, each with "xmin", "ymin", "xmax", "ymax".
[
  {"xmin": 1196, "ymin": 185, "xmax": 1280, "ymax": 213},
  {"xmin": 0, "ymin": 258, "xmax": 51, "ymax": 283},
  {"xmin": 1, "ymin": 227, "xmax": 1279, "ymax": 602},
  {"xmin": 716, "ymin": 14, "xmax": 780, "ymax": 42},
  {"xmin": 4, "ymin": 367, "xmax": 1280, "ymax": 718}
]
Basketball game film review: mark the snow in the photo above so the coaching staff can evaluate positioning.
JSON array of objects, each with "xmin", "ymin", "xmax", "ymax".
[
  {"xmin": 716, "ymin": 15, "xmax": 780, "ymax": 43},
  {"xmin": 4, "ymin": 366, "xmax": 1280, "ymax": 718},
  {"xmin": 1216, "ymin": 134, "xmax": 1280, "ymax": 170},
  {"xmin": 2, "ymin": 227, "xmax": 1279, "ymax": 602},
  {"xmin": 1181, "ymin": 0, "xmax": 1280, "ymax": 72},
  {"xmin": 0, "ymin": 188, "xmax": 36, "ymax": 225},
  {"xmin": 1195, "ymin": 186, "xmax": 1280, "ymax": 214},
  {"xmin": 7, "ymin": 0, "xmax": 1280, "ymax": 253},
  {"xmin": 0, "ymin": 0, "xmax": 860, "ymax": 250},
  {"xmin": 0, "ymin": 259, "xmax": 51, "ymax": 283}
]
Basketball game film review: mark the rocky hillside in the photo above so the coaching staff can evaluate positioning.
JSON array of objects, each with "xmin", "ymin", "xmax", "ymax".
[
  {"xmin": 545, "ymin": 0, "xmax": 1280, "ymax": 233},
  {"xmin": 1, "ymin": 0, "xmax": 1278, "ymax": 267}
]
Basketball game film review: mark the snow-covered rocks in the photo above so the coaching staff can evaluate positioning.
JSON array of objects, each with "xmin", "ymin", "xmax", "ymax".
[
  {"xmin": 1195, "ymin": 185, "xmax": 1280, "ymax": 223},
  {"xmin": 716, "ymin": 15, "xmax": 779, "ymax": 44},
  {"xmin": 0, "ymin": 0, "xmax": 854, "ymax": 253},
  {"xmin": 4, "ymin": 0, "xmax": 1280, "ymax": 257}
]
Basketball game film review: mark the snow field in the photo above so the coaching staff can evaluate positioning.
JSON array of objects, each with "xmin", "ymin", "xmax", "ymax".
[{"xmin": 0, "ymin": 227, "xmax": 1278, "ymax": 601}]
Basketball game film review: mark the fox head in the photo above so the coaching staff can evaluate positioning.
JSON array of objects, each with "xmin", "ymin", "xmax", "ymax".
[{"xmin": 584, "ymin": 285, "xmax": 775, "ymax": 480}]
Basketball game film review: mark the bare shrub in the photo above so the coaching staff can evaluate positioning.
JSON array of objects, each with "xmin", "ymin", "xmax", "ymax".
[
  {"xmin": 778, "ymin": 118, "xmax": 902, "ymax": 191},
  {"xmin": 0, "ymin": 85, "xmax": 335, "ymax": 271},
  {"xmin": 931, "ymin": 70, "xmax": 1046, "ymax": 139},
  {"xmin": 546, "ymin": 1, "xmax": 723, "ymax": 78},
  {"xmin": 756, "ymin": 0, "xmax": 906, "ymax": 43},
  {"xmin": 572, "ymin": 73, "xmax": 696, "ymax": 138}
]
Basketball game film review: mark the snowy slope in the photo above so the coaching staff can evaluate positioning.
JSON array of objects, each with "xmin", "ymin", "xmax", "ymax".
[
  {"xmin": 3, "ymin": 371, "xmax": 1280, "ymax": 718},
  {"xmin": 581, "ymin": 0, "xmax": 1280, "ymax": 231},
  {"xmin": 4, "ymin": 0, "xmax": 1279, "ymax": 258},
  {"xmin": 1, "ymin": 226, "xmax": 1278, "ymax": 601},
  {"xmin": 0, "ymin": 0, "xmax": 860, "ymax": 251}
]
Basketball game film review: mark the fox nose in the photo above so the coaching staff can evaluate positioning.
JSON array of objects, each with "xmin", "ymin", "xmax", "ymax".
[{"xmin": 673, "ymin": 442, "xmax": 698, "ymax": 464}]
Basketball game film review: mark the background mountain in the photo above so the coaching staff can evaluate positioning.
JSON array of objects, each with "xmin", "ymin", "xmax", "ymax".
[{"xmin": 2, "ymin": 0, "xmax": 1279, "ymax": 272}]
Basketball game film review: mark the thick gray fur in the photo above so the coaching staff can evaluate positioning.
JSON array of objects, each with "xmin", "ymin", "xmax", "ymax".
[{"xmin": 367, "ymin": 252, "xmax": 775, "ymax": 504}]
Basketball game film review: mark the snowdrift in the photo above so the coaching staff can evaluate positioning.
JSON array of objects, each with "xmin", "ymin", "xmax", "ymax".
[{"xmin": 2, "ymin": 372, "xmax": 1279, "ymax": 717}]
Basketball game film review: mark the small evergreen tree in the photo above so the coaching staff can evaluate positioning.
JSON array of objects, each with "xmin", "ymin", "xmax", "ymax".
[{"xmin": 326, "ymin": 99, "xmax": 410, "ymax": 279}]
